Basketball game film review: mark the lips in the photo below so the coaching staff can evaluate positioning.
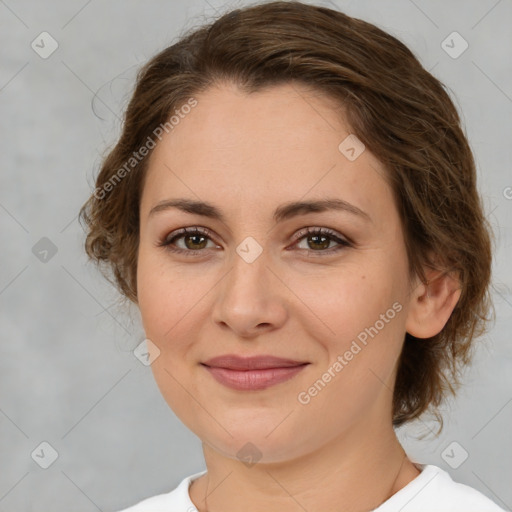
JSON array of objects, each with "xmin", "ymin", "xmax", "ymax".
[
  {"xmin": 202, "ymin": 354, "xmax": 308, "ymax": 370},
  {"xmin": 201, "ymin": 354, "xmax": 310, "ymax": 391}
]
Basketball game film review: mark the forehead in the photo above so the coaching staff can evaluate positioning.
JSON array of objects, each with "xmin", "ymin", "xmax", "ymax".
[
  {"xmin": 140, "ymin": 82, "xmax": 393, "ymax": 223},
  {"xmin": 165, "ymin": 81, "xmax": 347, "ymax": 156}
]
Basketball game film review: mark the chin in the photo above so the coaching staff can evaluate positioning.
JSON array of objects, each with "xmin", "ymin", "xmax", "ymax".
[{"xmin": 199, "ymin": 420, "xmax": 315, "ymax": 466}]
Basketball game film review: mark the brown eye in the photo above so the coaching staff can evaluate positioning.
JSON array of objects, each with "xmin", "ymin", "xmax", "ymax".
[
  {"xmin": 302, "ymin": 233, "xmax": 331, "ymax": 250},
  {"xmin": 293, "ymin": 227, "xmax": 351, "ymax": 255},
  {"xmin": 181, "ymin": 233, "xmax": 208, "ymax": 250},
  {"xmin": 158, "ymin": 227, "xmax": 219, "ymax": 257}
]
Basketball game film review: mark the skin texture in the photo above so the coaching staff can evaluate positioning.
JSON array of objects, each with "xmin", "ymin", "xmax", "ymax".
[{"xmin": 136, "ymin": 82, "xmax": 461, "ymax": 512}]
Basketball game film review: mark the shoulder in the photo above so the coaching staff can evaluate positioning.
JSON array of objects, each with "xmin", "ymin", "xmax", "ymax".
[
  {"xmin": 114, "ymin": 465, "xmax": 506, "ymax": 512},
  {"xmin": 115, "ymin": 470, "xmax": 207, "ymax": 512},
  {"xmin": 376, "ymin": 464, "xmax": 506, "ymax": 512}
]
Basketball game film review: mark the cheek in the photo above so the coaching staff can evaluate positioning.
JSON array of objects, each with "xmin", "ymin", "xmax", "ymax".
[
  {"xmin": 295, "ymin": 271, "xmax": 406, "ymax": 429},
  {"xmin": 137, "ymin": 253, "xmax": 166, "ymax": 335},
  {"xmin": 136, "ymin": 248, "xmax": 189, "ymax": 338},
  {"xmin": 136, "ymin": 249, "xmax": 212, "ymax": 381},
  {"xmin": 298, "ymin": 255, "xmax": 408, "ymax": 403},
  {"xmin": 136, "ymin": 252, "xmax": 202, "ymax": 418},
  {"xmin": 298, "ymin": 259, "xmax": 405, "ymax": 344}
]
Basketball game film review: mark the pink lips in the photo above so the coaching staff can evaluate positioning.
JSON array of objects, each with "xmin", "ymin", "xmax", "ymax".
[{"xmin": 201, "ymin": 354, "xmax": 309, "ymax": 391}]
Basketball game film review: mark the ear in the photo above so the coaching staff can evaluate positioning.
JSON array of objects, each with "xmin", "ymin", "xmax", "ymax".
[{"xmin": 405, "ymin": 264, "xmax": 462, "ymax": 339}]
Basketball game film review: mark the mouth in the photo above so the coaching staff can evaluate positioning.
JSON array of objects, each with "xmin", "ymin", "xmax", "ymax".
[{"xmin": 200, "ymin": 354, "xmax": 310, "ymax": 391}]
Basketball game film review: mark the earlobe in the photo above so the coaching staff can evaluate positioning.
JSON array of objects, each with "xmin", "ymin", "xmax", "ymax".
[{"xmin": 405, "ymin": 269, "xmax": 462, "ymax": 339}]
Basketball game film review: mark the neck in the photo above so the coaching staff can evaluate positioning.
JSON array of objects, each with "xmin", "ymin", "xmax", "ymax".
[{"xmin": 189, "ymin": 420, "xmax": 420, "ymax": 512}]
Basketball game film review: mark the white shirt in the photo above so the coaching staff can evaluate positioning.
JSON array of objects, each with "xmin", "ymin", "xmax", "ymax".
[{"xmin": 117, "ymin": 463, "xmax": 506, "ymax": 511}]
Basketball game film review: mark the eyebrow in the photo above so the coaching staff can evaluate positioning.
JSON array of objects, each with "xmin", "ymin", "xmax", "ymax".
[{"xmin": 148, "ymin": 198, "xmax": 371, "ymax": 224}]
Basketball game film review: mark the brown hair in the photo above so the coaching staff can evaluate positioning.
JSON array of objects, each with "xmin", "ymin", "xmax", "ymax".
[{"xmin": 79, "ymin": 0, "xmax": 494, "ymax": 431}]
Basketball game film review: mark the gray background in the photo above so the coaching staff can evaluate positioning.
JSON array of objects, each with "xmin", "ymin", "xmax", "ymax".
[{"xmin": 1, "ymin": 0, "xmax": 511, "ymax": 510}]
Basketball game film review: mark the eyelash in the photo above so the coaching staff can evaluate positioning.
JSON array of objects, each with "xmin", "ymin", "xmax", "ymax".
[{"xmin": 156, "ymin": 226, "xmax": 352, "ymax": 257}]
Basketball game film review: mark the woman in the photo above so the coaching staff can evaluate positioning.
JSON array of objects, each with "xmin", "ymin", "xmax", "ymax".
[{"xmin": 79, "ymin": 2, "xmax": 505, "ymax": 511}]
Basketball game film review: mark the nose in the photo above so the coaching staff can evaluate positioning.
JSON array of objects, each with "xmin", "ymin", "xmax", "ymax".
[{"xmin": 210, "ymin": 245, "xmax": 288, "ymax": 339}]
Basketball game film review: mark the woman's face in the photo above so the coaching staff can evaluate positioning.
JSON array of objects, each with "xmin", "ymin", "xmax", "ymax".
[{"xmin": 137, "ymin": 82, "xmax": 417, "ymax": 463}]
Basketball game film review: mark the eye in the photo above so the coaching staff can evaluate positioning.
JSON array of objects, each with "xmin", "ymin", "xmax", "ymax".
[
  {"xmin": 291, "ymin": 227, "xmax": 351, "ymax": 255},
  {"xmin": 157, "ymin": 227, "xmax": 220, "ymax": 257}
]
